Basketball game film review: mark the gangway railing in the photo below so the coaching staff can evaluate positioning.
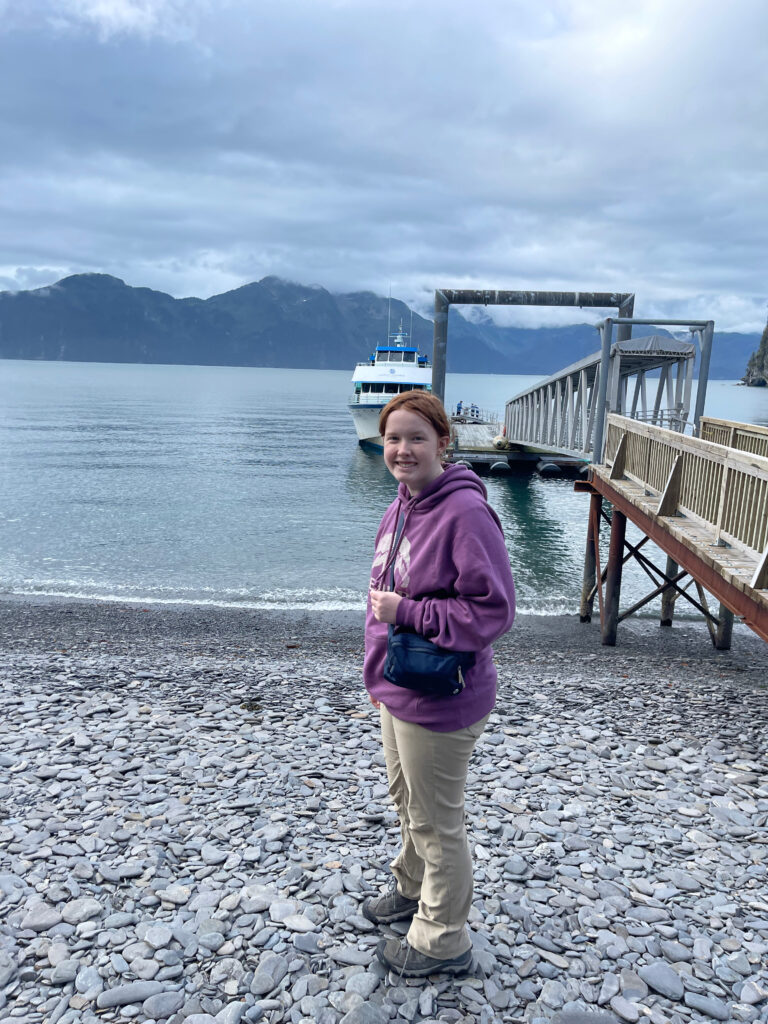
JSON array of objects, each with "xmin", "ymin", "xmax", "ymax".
[
  {"xmin": 700, "ymin": 416, "xmax": 768, "ymax": 458},
  {"xmin": 579, "ymin": 414, "xmax": 768, "ymax": 647},
  {"xmin": 504, "ymin": 333, "xmax": 697, "ymax": 461}
]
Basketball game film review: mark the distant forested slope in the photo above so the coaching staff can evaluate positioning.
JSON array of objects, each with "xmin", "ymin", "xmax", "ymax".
[{"xmin": 0, "ymin": 273, "xmax": 757, "ymax": 378}]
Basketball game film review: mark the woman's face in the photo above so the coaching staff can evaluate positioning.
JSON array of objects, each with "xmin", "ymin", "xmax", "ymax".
[{"xmin": 383, "ymin": 408, "xmax": 449, "ymax": 497}]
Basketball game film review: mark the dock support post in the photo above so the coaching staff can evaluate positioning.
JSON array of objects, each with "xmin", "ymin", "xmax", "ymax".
[
  {"xmin": 580, "ymin": 492, "xmax": 601, "ymax": 622},
  {"xmin": 591, "ymin": 318, "xmax": 613, "ymax": 464},
  {"xmin": 660, "ymin": 555, "xmax": 678, "ymax": 626},
  {"xmin": 715, "ymin": 603, "xmax": 734, "ymax": 650},
  {"xmin": 602, "ymin": 508, "xmax": 626, "ymax": 646},
  {"xmin": 692, "ymin": 320, "xmax": 714, "ymax": 435},
  {"xmin": 432, "ymin": 290, "xmax": 449, "ymax": 405}
]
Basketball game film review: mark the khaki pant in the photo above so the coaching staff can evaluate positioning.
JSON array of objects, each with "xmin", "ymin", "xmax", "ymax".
[{"xmin": 380, "ymin": 704, "xmax": 489, "ymax": 960}]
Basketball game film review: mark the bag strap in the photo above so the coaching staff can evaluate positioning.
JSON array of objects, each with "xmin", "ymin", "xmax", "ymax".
[
  {"xmin": 388, "ymin": 510, "xmax": 406, "ymax": 591},
  {"xmin": 386, "ymin": 511, "xmax": 406, "ymax": 645}
]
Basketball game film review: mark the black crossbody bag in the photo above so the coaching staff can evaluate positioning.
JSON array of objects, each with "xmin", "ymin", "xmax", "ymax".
[{"xmin": 382, "ymin": 513, "xmax": 475, "ymax": 697}]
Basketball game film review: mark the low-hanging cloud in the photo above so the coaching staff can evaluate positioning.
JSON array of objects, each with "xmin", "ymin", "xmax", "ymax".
[{"xmin": 1, "ymin": 0, "xmax": 766, "ymax": 330}]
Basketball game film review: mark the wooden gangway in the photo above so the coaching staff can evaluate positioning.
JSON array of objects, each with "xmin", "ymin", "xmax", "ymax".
[{"xmin": 578, "ymin": 414, "xmax": 768, "ymax": 646}]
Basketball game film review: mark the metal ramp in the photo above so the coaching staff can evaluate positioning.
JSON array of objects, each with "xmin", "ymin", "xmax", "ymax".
[{"xmin": 504, "ymin": 317, "xmax": 714, "ymax": 462}]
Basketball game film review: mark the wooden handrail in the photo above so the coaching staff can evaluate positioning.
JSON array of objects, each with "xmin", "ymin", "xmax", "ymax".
[
  {"xmin": 603, "ymin": 415, "xmax": 768, "ymax": 576},
  {"xmin": 700, "ymin": 416, "xmax": 768, "ymax": 459}
]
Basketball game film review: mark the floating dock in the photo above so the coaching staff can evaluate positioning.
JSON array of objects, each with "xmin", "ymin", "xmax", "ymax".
[{"xmin": 448, "ymin": 417, "xmax": 584, "ymax": 475}]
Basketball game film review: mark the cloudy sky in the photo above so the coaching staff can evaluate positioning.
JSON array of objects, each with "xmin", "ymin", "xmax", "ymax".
[{"xmin": 1, "ymin": 0, "xmax": 766, "ymax": 330}]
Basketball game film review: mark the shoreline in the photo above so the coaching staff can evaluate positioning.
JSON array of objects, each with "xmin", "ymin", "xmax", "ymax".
[
  {"xmin": 1, "ymin": 596, "xmax": 767, "ymax": 1024},
  {"xmin": 0, "ymin": 594, "xmax": 765, "ymax": 682}
]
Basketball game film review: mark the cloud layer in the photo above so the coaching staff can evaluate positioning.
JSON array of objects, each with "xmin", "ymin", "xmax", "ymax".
[{"xmin": 1, "ymin": 0, "xmax": 766, "ymax": 330}]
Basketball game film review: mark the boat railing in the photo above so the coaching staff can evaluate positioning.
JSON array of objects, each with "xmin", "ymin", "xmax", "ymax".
[{"xmin": 451, "ymin": 406, "xmax": 499, "ymax": 425}]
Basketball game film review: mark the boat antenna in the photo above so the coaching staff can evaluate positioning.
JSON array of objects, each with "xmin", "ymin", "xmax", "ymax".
[
  {"xmin": 387, "ymin": 284, "xmax": 392, "ymax": 340},
  {"xmin": 409, "ymin": 307, "xmax": 413, "ymax": 340}
]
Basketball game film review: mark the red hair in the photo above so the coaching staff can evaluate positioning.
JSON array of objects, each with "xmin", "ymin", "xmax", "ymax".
[{"xmin": 378, "ymin": 390, "xmax": 451, "ymax": 440}]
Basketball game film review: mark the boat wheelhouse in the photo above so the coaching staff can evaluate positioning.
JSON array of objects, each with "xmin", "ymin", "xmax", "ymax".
[{"xmin": 348, "ymin": 321, "xmax": 432, "ymax": 449}]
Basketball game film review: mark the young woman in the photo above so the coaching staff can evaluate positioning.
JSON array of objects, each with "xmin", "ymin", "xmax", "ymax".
[{"xmin": 362, "ymin": 390, "xmax": 516, "ymax": 977}]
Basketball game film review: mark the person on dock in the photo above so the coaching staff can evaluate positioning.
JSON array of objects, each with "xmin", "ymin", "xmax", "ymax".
[{"xmin": 362, "ymin": 390, "xmax": 516, "ymax": 977}]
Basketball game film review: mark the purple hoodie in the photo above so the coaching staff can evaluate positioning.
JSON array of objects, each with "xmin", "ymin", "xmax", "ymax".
[{"xmin": 364, "ymin": 463, "xmax": 516, "ymax": 731}]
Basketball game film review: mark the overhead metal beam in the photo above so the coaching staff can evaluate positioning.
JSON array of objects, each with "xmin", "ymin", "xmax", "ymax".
[{"xmin": 431, "ymin": 288, "xmax": 636, "ymax": 404}]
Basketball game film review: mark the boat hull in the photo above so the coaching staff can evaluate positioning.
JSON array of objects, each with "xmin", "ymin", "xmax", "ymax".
[{"xmin": 349, "ymin": 404, "xmax": 385, "ymax": 449}]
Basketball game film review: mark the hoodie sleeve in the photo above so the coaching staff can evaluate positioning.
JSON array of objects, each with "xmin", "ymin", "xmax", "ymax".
[{"xmin": 394, "ymin": 502, "xmax": 516, "ymax": 650}]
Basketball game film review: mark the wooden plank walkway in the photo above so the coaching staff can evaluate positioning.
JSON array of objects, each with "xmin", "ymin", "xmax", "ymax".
[{"xmin": 579, "ymin": 414, "xmax": 768, "ymax": 645}]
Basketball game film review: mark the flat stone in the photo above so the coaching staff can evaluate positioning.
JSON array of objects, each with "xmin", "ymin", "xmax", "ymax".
[
  {"xmin": 142, "ymin": 990, "xmax": 185, "ymax": 1018},
  {"xmin": 666, "ymin": 869, "xmax": 703, "ymax": 892},
  {"xmin": 144, "ymin": 924, "xmax": 174, "ymax": 949},
  {"xmin": 97, "ymin": 980, "xmax": 166, "ymax": 1007},
  {"xmin": 610, "ymin": 995, "xmax": 640, "ymax": 1022},
  {"xmin": 660, "ymin": 939, "xmax": 692, "ymax": 963},
  {"xmin": 51, "ymin": 959, "xmax": 79, "ymax": 984},
  {"xmin": 61, "ymin": 897, "xmax": 102, "ymax": 924},
  {"xmin": 339, "ymin": 1005, "xmax": 390, "ymax": 1024},
  {"xmin": 740, "ymin": 980, "xmax": 768, "ymax": 1005},
  {"xmin": 201, "ymin": 843, "xmax": 227, "ymax": 865},
  {"xmin": 155, "ymin": 884, "xmax": 191, "ymax": 905},
  {"xmin": 619, "ymin": 969, "xmax": 647, "ymax": 1001},
  {"xmin": 684, "ymin": 991, "xmax": 732, "ymax": 1020},
  {"xmin": 215, "ymin": 1002, "xmax": 247, "ymax": 1024},
  {"xmin": 552, "ymin": 1011, "xmax": 622, "ymax": 1024},
  {"xmin": 541, "ymin": 979, "xmax": 567, "ymax": 1009},
  {"xmin": 345, "ymin": 972, "xmax": 380, "ymax": 998},
  {"xmin": 325, "ymin": 945, "xmax": 372, "ymax": 966},
  {"xmin": 75, "ymin": 965, "xmax": 103, "ymax": 994},
  {"xmin": 282, "ymin": 913, "xmax": 317, "ymax": 932},
  {"xmin": 638, "ymin": 961, "xmax": 684, "ymax": 1001},
  {"xmin": 20, "ymin": 903, "xmax": 62, "ymax": 932},
  {"xmin": 250, "ymin": 953, "xmax": 289, "ymax": 996}
]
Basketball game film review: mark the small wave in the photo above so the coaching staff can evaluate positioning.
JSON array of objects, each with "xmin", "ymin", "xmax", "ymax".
[
  {"xmin": 3, "ymin": 582, "xmax": 700, "ymax": 619},
  {"xmin": 2, "ymin": 580, "xmax": 366, "ymax": 612}
]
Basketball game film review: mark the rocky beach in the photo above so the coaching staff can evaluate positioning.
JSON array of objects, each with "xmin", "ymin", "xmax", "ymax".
[{"xmin": 1, "ymin": 598, "xmax": 766, "ymax": 1024}]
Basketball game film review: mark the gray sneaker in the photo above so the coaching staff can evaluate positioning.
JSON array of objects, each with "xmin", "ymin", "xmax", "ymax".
[
  {"xmin": 376, "ymin": 937, "xmax": 473, "ymax": 977},
  {"xmin": 362, "ymin": 878, "xmax": 419, "ymax": 925}
]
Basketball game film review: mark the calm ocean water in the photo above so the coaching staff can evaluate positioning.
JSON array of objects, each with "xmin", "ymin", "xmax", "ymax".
[{"xmin": 1, "ymin": 360, "xmax": 767, "ymax": 616}]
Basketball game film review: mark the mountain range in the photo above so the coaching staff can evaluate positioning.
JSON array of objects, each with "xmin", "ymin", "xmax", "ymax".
[{"xmin": 0, "ymin": 273, "xmax": 759, "ymax": 379}]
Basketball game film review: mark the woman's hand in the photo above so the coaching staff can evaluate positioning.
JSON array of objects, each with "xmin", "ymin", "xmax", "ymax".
[
  {"xmin": 369, "ymin": 694, "xmax": 381, "ymax": 709},
  {"xmin": 370, "ymin": 590, "xmax": 403, "ymax": 624}
]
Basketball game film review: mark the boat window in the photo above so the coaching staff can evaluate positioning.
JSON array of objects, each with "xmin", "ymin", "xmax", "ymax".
[
  {"xmin": 403, "ymin": 351, "xmax": 415, "ymax": 362},
  {"xmin": 389, "ymin": 351, "xmax": 403, "ymax": 363},
  {"xmin": 385, "ymin": 383, "xmax": 399, "ymax": 393}
]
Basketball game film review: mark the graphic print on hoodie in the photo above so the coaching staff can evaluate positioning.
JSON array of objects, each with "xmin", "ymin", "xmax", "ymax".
[{"xmin": 371, "ymin": 530, "xmax": 411, "ymax": 591}]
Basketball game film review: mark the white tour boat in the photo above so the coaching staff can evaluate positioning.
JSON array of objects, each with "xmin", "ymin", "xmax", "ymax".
[{"xmin": 348, "ymin": 320, "xmax": 432, "ymax": 449}]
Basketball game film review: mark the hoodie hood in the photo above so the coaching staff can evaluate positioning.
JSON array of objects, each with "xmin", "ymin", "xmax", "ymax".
[
  {"xmin": 371, "ymin": 463, "xmax": 502, "ymax": 593},
  {"xmin": 397, "ymin": 462, "xmax": 488, "ymax": 512}
]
